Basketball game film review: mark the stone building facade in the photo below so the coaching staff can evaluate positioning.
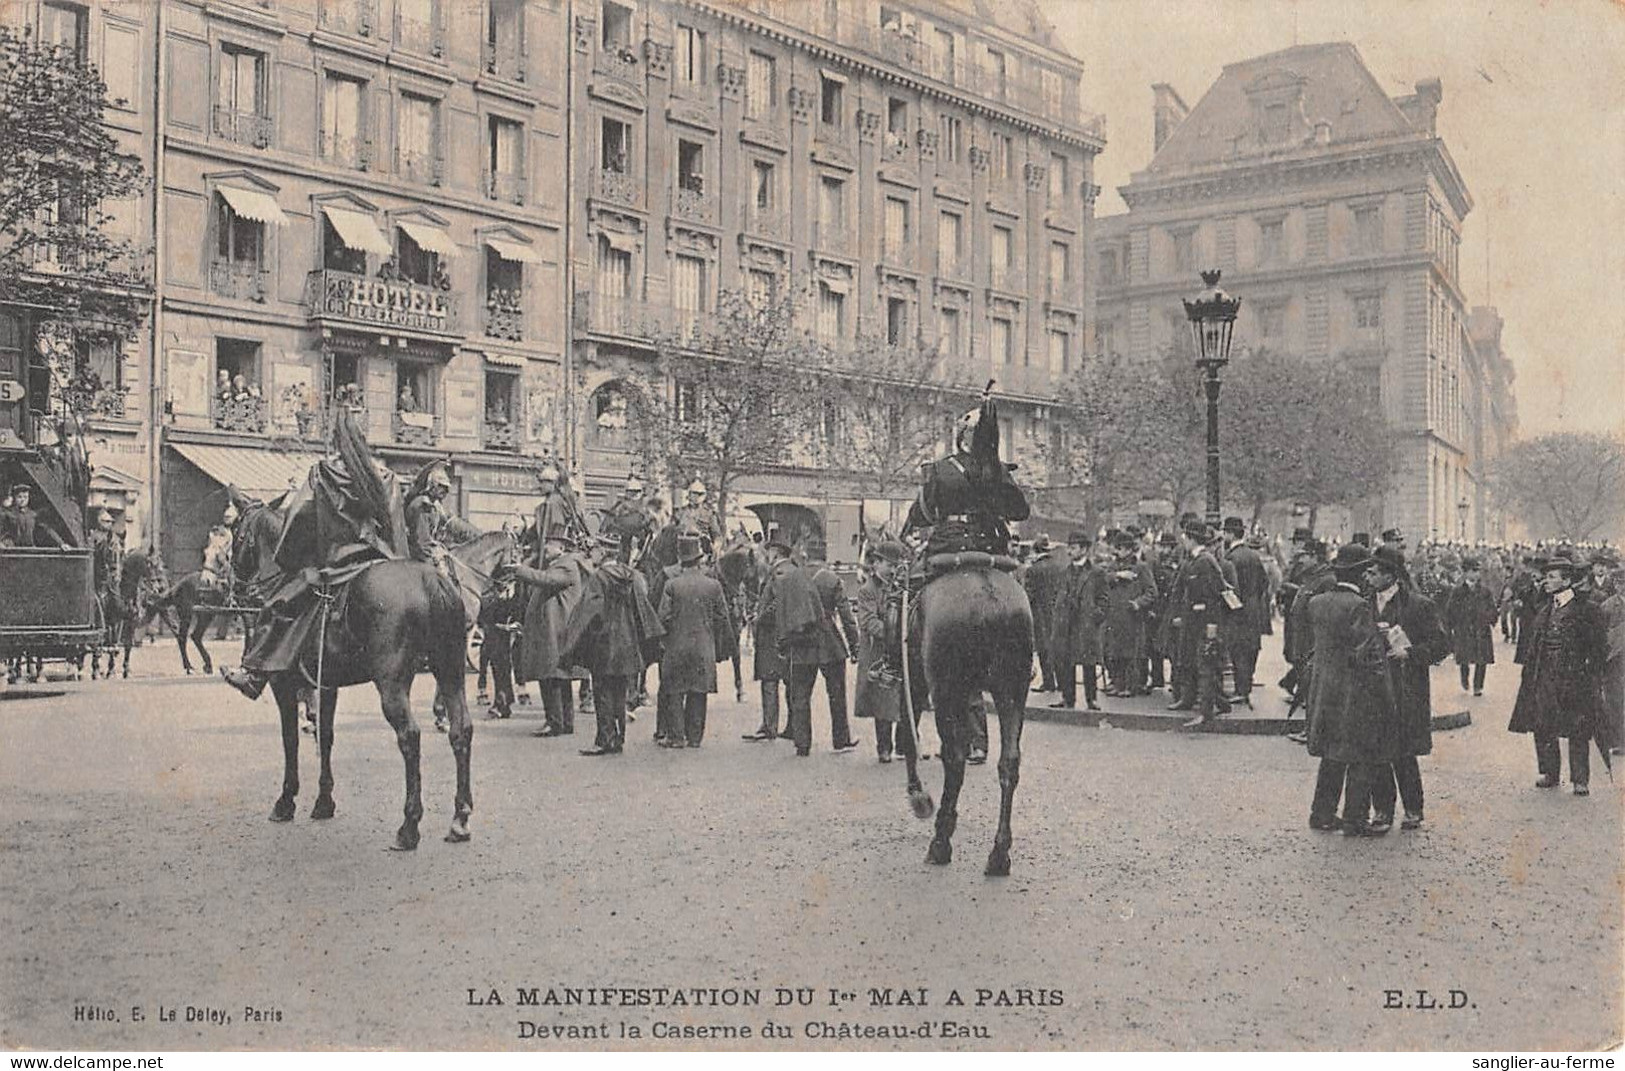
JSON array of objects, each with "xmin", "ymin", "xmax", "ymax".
[{"xmin": 1095, "ymin": 43, "xmax": 1516, "ymax": 541}]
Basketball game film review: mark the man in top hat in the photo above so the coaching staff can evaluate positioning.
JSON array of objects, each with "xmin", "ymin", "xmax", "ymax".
[
  {"xmin": 600, "ymin": 473, "xmax": 654, "ymax": 562},
  {"xmin": 1367, "ymin": 544, "xmax": 1449, "ymax": 831},
  {"xmin": 1222, "ymin": 516, "xmax": 1272, "ymax": 707},
  {"xmin": 1511, "ymin": 554, "xmax": 1549, "ymax": 665},
  {"xmin": 780, "ymin": 534, "xmax": 861, "ymax": 756},
  {"xmin": 1171, "ymin": 519, "xmax": 1230, "ymax": 723},
  {"xmin": 1509, "ymin": 551, "xmax": 1610, "ymax": 794},
  {"xmin": 0, "ymin": 484, "xmax": 68, "ymax": 548},
  {"xmin": 1022, "ymin": 533, "xmax": 1067, "ymax": 693},
  {"xmin": 1050, "ymin": 531, "xmax": 1106, "ymax": 712},
  {"xmin": 1099, "ymin": 529, "xmax": 1158, "ymax": 698},
  {"xmin": 507, "ymin": 527, "xmax": 588, "ymax": 737},
  {"xmin": 1444, "ymin": 556, "xmax": 1499, "ymax": 696},
  {"xmin": 1148, "ymin": 531, "xmax": 1182, "ymax": 692},
  {"xmin": 674, "ymin": 479, "xmax": 723, "ymax": 562},
  {"xmin": 655, "ymin": 533, "xmax": 732, "ymax": 748},
  {"xmin": 745, "ymin": 537, "xmax": 814, "ymax": 742}
]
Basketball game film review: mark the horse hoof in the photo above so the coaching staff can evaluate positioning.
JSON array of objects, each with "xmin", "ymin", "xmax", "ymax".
[
  {"xmin": 926, "ymin": 840, "xmax": 952, "ymax": 866},
  {"xmin": 184, "ymin": 668, "xmax": 193, "ymax": 676},
  {"xmin": 311, "ymin": 797, "xmax": 335, "ymax": 820},
  {"xmin": 985, "ymin": 850, "xmax": 1011, "ymax": 877},
  {"xmin": 444, "ymin": 817, "xmax": 471, "ymax": 843},
  {"xmin": 909, "ymin": 790, "xmax": 936, "ymax": 820},
  {"xmin": 388, "ymin": 828, "xmax": 420, "ymax": 852},
  {"xmin": 269, "ymin": 798, "xmax": 296, "ymax": 822}
]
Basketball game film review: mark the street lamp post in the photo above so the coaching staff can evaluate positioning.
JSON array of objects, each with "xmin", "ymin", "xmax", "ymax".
[{"xmin": 1183, "ymin": 270, "xmax": 1242, "ymax": 527}]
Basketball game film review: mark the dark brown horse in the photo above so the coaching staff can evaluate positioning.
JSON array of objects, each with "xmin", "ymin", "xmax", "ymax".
[
  {"xmin": 89, "ymin": 549, "xmax": 157, "ymax": 680},
  {"xmin": 896, "ymin": 566, "xmax": 1033, "ymax": 875}
]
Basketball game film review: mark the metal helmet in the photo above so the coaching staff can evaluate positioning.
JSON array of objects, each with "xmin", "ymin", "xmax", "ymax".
[
  {"xmin": 427, "ymin": 464, "xmax": 453, "ymax": 491},
  {"xmin": 537, "ymin": 462, "xmax": 560, "ymax": 486},
  {"xmin": 687, "ymin": 479, "xmax": 707, "ymax": 498},
  {"xmin": 625, "ymin": 473, "xmax": 644, "ymax": 495},
  {"xmin": 954, "ymin": 407, "xmax": 981, "ymax": 453}
]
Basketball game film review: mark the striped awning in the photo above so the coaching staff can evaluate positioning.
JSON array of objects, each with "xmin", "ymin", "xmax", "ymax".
[
  {"xmin": 486, "ymin": 237, "xmax": 545, "ymax": 264},
  {"xmin": 398, "ymin": 220, "xmax": 460, "ymax": 258},
  {"xmin": 217, "ymin": 185, "xmax": 290, "ymax": 227},
  {"xmin": 168, "ymin": 441, "xmax": 323, "ymax": 500},
  {"xmin": 322, "ymin": 205, "xmax": 393, "ymax": 255}
]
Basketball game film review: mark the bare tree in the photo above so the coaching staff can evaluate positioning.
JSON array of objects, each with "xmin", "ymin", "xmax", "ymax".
[{"xmin": 1488, "ymin": 431, "xmax": 1625, "ymax": 542}]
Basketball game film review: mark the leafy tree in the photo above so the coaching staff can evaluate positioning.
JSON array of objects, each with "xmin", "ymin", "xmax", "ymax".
[
  {"xmin": 1488, "ymin": 431, "xmax": 1625, "ymax": 542},
  {"xmin": 0, "ymin": 26, "xmax": 150, "ymax": 341},
  {"xmin": 632, "ymin": 284, "xmax": 821, "ymax": 520}
]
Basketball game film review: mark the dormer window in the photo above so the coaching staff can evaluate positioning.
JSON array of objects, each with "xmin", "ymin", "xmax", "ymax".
[{"xmin": 1263, "ymin": 102, "xmax": 1290, "ymax": 143}]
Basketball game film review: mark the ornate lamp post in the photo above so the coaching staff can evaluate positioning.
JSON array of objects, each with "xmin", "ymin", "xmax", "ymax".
[{"xmin": 1183, "ymin": 270, "xmax": 1242, "ymax": 527}]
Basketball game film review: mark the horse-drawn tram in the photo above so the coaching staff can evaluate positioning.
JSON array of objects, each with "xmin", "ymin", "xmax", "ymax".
[{"xmin": 0, "ymin": 546, "xmax": 102, "ymax": 665}]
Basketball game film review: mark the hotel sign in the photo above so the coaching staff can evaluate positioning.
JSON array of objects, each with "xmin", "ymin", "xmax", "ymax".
[{"xmin": 308, "ymin": 270, "xmax": 459, "ymax": 334}]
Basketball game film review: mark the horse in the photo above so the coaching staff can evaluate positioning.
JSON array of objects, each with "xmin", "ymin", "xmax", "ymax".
[
  {"xmin": 90, "ymin": 549, "xmax": 157, "ymax": 680},
  {"xmin": 895, "ymin": 564, "xmax": 1034, "ymax": 876},
  {"xmin": 714, "ymin": 541, "xmax": 762, "ymax": 702}
]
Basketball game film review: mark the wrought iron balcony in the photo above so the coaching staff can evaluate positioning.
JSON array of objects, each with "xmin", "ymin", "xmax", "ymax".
[
  {"xmin": 484, "ymin": 296, "xmax": 524, "ymax": 341},
  {"xmin": 392, "ymin": 410, "xmax": 440, "ymax": 447},
  {"xmin": 319, "ymin": 130, "xmax": 372, "ymax": 171},
  {"xmin": 672, "ymin": 185, "xmax": 713, "ymax": 225},
  {"xmin": 482, "ymin": 418, "xmax": 520, "ymax": 452},
  {"xmin": 591, "ymin": 167, "xmax": 642, "ymax": 209},
  {"xmin": 212, "ymin": 107, "xmax": 274, "ymax": 149},
  {"xmin": 482, "ymin": 37, "xmax": 525, "ymax": 82},
  {"xmin": 304, "ymin": 269, "xmax": 461, "ymax": 335},
  {"xmin": 484, "ymin": 169, "xmax": 525, "ymax": 205},
  {"xmin": 397, "ymin": 149, "xmax": 444, "ymax": 186},
  {"xmin": 209, "ymin": 261, "xmax": 269, "ymax": 303},
  {"xmin": 317, "ymin": 0, "xmax": 375, "ymax": 36},
  {"xmin": 213, "ymin": 393, "xmax": 269, "ymax": 434}
]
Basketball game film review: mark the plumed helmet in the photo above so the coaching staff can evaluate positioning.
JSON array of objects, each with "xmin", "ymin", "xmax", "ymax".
[
  {"xmin": 625, "ymin": 473, "xmax": 644, "ymax": 494},
  {"xmin": 687, "ymin": 479, "xmax": 707, "ymax": 497},
  {"xmin": 427, "ymin": 463, "xmax": 453, "ymax": 490},
  {"xmin": 954, "ymin": 407, "xmax": 981, "ymax": 453},
  {"xmin": 537, "ymin": 463, "xmax": 560, "ymax": 485}
]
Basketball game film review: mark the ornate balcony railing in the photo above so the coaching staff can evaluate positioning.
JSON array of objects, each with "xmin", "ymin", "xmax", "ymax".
[
  {"xmin": 593, "ymin": 42, "xmax": 641, "ymax": 83},
  {"xmin": 397, "ymin": 149, "xmax": 444, "ymax": 186},
  {"xmin": 318, "ymin": 0, "xmax": 375, "ymax": 37},
  {"xmin": 212, "ymin": 107, "xmax": 274, "ymax": 149},
  {"xmin": 484, "ymin": 169, "xmax": 526, "ymax": 205},
  {"xmin": 484, "ymin": 299, "xmax": 524, "ymax": 341},
  {"xmin": 482, "ymin": 418, "xmax": 519, "ymax": 452},
  {"xmin": 304, "ymin": 269, "xmax": 461, "ymax": 334},
  {"xmin": 213, "ymin": 393, "xmax": 269, "ymax": 434},
  {"xmin": 574, "ymin": 292, "xmax": 717, "ymax": 343},
  {"xmin": 394, "ymin": 11, "xmax": 444, "ymax": 57},
  {"xmin": 319, "ymin": 130, "xmax": 372, "ymax": 171},
  {"xmin": 209, "ymin": 261, "xmax": 269, "ymax": 303},
  {"xmin": 591, "ymin": 167, "xmax": 641, "ymax": 209},
  {"xmin": 482, "ymin": 37, "xmax": 525, "ymax": 82},
  {"xmin": 672, "ymin": 185, "xmax": 714, "ymax": 225},
  {"xmin": 392, "ymin": 410, "xmax": 440, "ymax": 446}
]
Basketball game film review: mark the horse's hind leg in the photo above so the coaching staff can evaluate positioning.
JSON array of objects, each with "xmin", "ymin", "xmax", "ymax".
[
  {"xmin": 311, "ymin": 688, "xmax": 338, "ymax": 820},
  {"xmin": 173, "ymin": 609, "xmax": 193, "ymax": 674},
  {"xmin": 985, "ymin": 688, "xmax": 1025, "ymax": 877},
  {"xmin": 191, "ymin": 613, "xmax": 214, "ymax": 676},
  {"xmin": 378, "ymin": 677, "xmax": 423, "ymax": 851},
  {"xmin": 927, "ymin": 685, "xmax": 967, "ymax": 866},
  {"xmin": 438, "ymin": 667, "xmax": 474, "ymax": 844},
  {"xmin": 268, "ymin": 677, "xmax": 301, "ymax": 821}
]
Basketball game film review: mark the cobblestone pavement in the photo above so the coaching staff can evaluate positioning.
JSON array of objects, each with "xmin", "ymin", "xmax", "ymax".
[{"xmin": 1, "ymin": 635, "xmax": 1619, "ymax": 1050}]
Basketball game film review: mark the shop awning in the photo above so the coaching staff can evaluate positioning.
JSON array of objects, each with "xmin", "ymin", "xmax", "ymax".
[
  {"xmin": 217, "ymin": 185, "xmax": 290, "ymax": 227},
  {"xmin": 169, "ymin": 441, "xmax": 324, "ymax": 500},
  {"xmin": 483, "ymin": 349, "xmax": 527, "ymax": 367},
  {"xmin": 322, "ymin": 205, "xmax": 393, "ymax": 256},
  {"xmin": 398, "ymin": 220, "xmax": 460, "ymax": 258},
  {"xmin": 486, "ymin": 237, "xmax": 545, "ymax": 264}
]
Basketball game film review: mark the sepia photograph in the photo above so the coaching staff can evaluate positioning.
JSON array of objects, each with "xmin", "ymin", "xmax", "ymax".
[{"xmin": 1, "ymin": 0, "xmax": 1621, "ymax": 1055}]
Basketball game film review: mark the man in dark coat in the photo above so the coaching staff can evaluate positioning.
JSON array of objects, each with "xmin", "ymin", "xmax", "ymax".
[
  {"xmin": 1221, "ymin": 517, "xmax": 1271, "ymax": 706},
  {"xmin": 782, "ymin": 536, "xmax": 860, "ymax": 757},
  {"xmin": 1050, "ymin": 532, "xmax": 1106, "ymax": 711},
  {"xmin": 1305, "ymin": 543, "xmax": 1398, "ymax": 835},
  {"xmin": 656, "ymin": 534, "xmax": 733, "ymax": 748},
  {"xmin": 1148, "ymin": 533, "xmax": 1181, "ymax": 692},
  {"xmin": 1444, "ymin": 556, "xmax": 1498, "ymax": 695},
  {"xmin": 1171, "ymin": 520, "xmax": 1229, "ymax": 723},
  {"xmin": 1368, "ymin": 545, "xmax": 1450, "ymax": 830},
  {"xmin": 1022, "ymin": 534, "xmax": 1067, "ymax": 693},
  {"xmin": 743, "ymin": 539, "xmax": 801, "ymax": 741},
  {"xmin": 510, "ymin": 535, "xmax": 587, "ymax": 737},
  {"xmin": 1510, "ymin": 556, "xmax": 1545, "ymax": 663},
  {"xmin": 902, "ymin": 389, "xmax": 1030, "ymax": 556},
  {"xmin": 0, "ymin": 484, "xmax": 68, "ymax": 547},
  {"xmin": 1509, "ymin": 552, "xmax": 1610, "ymax": 794},
  {"xmin": 1100, "ymin": 531, "xmax": 1157, "ymax": 697},
  {"xmin": 854, "ymin": 540, "xmax": 907, "ymax": 762},
  {"xmin": 564, "ymin": 533, "xmax": 663, "ymax": 755},
  {"xmin": 599, "ymin": 474, "xmax": 654, "ymax": 562},
  {"xmin": 476, "ymin": 573, "xmax": 524, "ymax": 719},
  {"xmin": 1589, "ymin": 550, "xmax": 1624, "ymax": 756}
]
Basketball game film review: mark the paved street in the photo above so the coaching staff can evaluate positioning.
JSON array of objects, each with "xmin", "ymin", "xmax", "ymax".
[{"xmin": 2, "ymin": 634, "xmax": 1619, "ymax": 1051}]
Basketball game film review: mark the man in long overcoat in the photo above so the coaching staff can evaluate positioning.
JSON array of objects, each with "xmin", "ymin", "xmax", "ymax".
[
  {"xmin": 1222, "ymin": 517, "xmax": 1272, "ymax": 706},
  {"xmin": 656, "ymin": 534, "xmax": 733, "ymax": 748},
  {"xmin": 563, "ymin": 532, "xmax": 663, "ymax": 754},
  {"xmin": 854, "ymin": 540, "xmax": 907, "ymax": 762},
  {"xmin": 1368, "ymin": 546, "xmax": 1450, "ymax": 830},
  {"xmin": 783, "ymin": 536, "xmax": 860, "ymax": 756},
  {"xmin": 510, "ymin": 535, "xmax": 587, "ymax": 737},
  {"xmin": 1100, "ymin": 532, "xmax": 1157, "ymax": 697},
  {"xmin": 1022, "ymin": 534, "xmax": 1067, "ymax": 693},
  {"xmin": 1305, "ymin": 543, "xmax": 1398, "ymax": 835},
  {"xmin": 1590, "ymin": 550, "xmax": 1625, "ymax": 756},
  {"xmin": 1509, "ymin": 551, "xmax": 1609, "ymax": 793},
  {"xmin": 743, "ymin": 539, "xmax": 801, "ymax": 741},
  {"xmin": 1444, "ymin": 557, "xmax": 1499, "ymax": 695},
  {"xmin": 1149, "ymin": 533, "xmax": 1181, "ymax": 692},
  {"xmin": 1050, "ymin": 532, "xmax": 1106, "ymax": 711},
  {"xmin": 1171, "ymin": 520, "xmax": 1229, "ymax": 720}
]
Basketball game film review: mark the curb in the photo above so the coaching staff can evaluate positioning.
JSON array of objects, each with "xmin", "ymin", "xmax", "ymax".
[{"xmin": 1025, "ymin": 704, "xmax": 1473, "ymax": 735}]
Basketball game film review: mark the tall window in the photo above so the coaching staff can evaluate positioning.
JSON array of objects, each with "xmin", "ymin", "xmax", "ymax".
[
  {"xmin": 991, "ymin": 224, "xmax": 1013, "ymax": 282},
  {"xmin": 1049, "ymin": 153, "xmax": 1068, "ymax": 201},
  {"xmin": 1353, "ymin": 205, "xmax": 1382, "ymax": 254},
  {"xmin": 1263, "ymin": 102, "xmax": 1289, "ymax": 142},
  {"xmin": 484, "ymin": 370, "xmax": 519, "ymax": 441},
  {"xmin": 1171, "ymin": 228, "xmax": 1195, "ymax": 273},
  {"xmin": 819, "ymin": 175, "xmax": 844, "ymax": 235},
  {"xmin": 933, "ymin": 28, "xmax": 955, "ymax": 80},
  {"xmin": 215, "ymin": 338, "xmax": 262, "ymax": 406},
  {"xmin": 991, "ymin": 132, "xmax": 1012, "ymax": 182},
  {"xmin": 751, "ymin": 160, "xmax": 775, "ymax": 214},
  {"xmin": 485, "ymin": 248, "xmax": 524, "ymax": 340},
  {"xmin": 487, "ymin": 116, "xmax": 524, "ymax": 203},
  {"xmin": 1099, "ymin": 248, "xmax": 1119, "ymax": 283},
  {"xmin": 1049, "ymin": 241, "xmax": 1070, "ymax": 296},
  {"xmin": 1258, "ymin": 217, "xmax": 1284, "ymax": 265},
  {"xmin": 820, "ymin": 73, "xmax": 844, "ymax": 127},
  {"xmin": 40, "ymin": 2, "xmax": 88, "ymax": 61},
  {"xmin": 322, "ymin": 73, "xmax": 367, "ymax": 169},
  {"xmin": 1258, "ymin": 303, "xmax": 1285, "ymax": 340},
  {"xmin": 674, "ymin": 381, "xmax": 699, "ymax": 425},
  {"xmin": 601, "ymin": 0, "xmax": 632, "ymax": 49},
  {"xmin": 1048, "ymin": 329, "xmax": 1070, "ymax": 374},
  {"xmin": 486, "ymin": 1, "xmax": 525, "ymax": 80},
  {"xmin": 396, "ymin": 361, "xmax": 433, "ymax": 415},
  {"xmin": 745, "ymin": 51, "xmax": 775, "ymax": 120},
  {"xmin": 677, "ymin": 140, "xmax": 705, "ymax": 194},
  {"xmin": 938, "ymin": 210, "xmax": 962, "ymax": 275},
  {"xmin": 816, "ymin": 282, "xmax": 845, "ymax": 341},
  {"xmin": 939, "ymin": 115, "xmax": 963, "ymax": 164},
  {"xmin": 1354, "ymin": 294, "xmax": 1382, "ymax": 330},
  {"xmin": 747, "ymin": 268, "xmax": 777, "ymax": 307},
  {"xmin": 398, "ymin": 93, "xmax": 440, "ymax": 184},
  {"xmin": 990, "ymin": 316, "xmax": 1013, "ymax": 365},
  {"xmin": 396, "ymin": 227, "xmax": 439, "ymax": 287},
  {"xmin": 886, "ymin": 297, "xmax": 909, "ymax": 347},
  {"xmin": 216, "ymin": 46, "xmax": 269, "ymax": 146},
  {"xmin": 938, "ymin": 306, "xmax": 962, "ymax": 357},
  {"xmin": 322, "ymin": 217, "xmax": 366, "ymax": 274},
  {"xmin": 672, "ymin": 254, "xmax": 707, "ymax": 313},
  {"xmin": 1095, "ymin": 319, "xmax": 1115, "ymax": 356},
  {"xmin": 215, "ymin": 196, "xmax": 263, "ymax": 268},
  {"xmin": 674, "ymin": 23, "xmax": 706, "ymax": 86},
  {"xmin": 884, "ymin": 196, "xmax": 910, "ymax": 259},
  {"xmin": 600, "ymin": 116, "xmax": 631, "ymax": 172},
  {"xmin": 596, "ymin": 236, "xmax": 632, "ymax": 300},
  {"xmin": 987, "ymin": 48, "xmax": 1006, "ymax": 96}
]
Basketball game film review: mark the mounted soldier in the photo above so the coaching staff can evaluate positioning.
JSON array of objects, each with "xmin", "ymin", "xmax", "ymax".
[
  {"xmin": 673, "ymin": 479, "xmax": 723, "ymax": 562},
  {"xmin": 600, "ymin": 472, "xmax": 654, "ymax": 562},
  {"xmin": 89, "ymin": 507, "xmax": 124, "ymax": 622},
  {"xmin": 199, "ymin": 500, "xmax": 238, "ymax": 596},
  {"xmin": 404, "ymin": 460, "xmax": 480, "ymax": 579},
  {"xmin": 901, "ymin": 384, "xmax": 1030, "ymax": 556}
]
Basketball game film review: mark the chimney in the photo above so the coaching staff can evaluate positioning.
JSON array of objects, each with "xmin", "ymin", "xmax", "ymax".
[
  {"xmin": 1397, "ymin": 78, "xmax": 1443, "ymax": 134},
  {"xmin": 1152, "ymin": 83, "xmax": 1189, "ymax": 152}
]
